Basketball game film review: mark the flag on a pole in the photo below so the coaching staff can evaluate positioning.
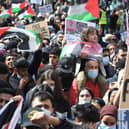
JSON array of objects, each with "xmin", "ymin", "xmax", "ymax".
[
  {"xmin": 67, "ymin": 0, "xmax": 99, "ymax": 21},
  {"xmin": 12, "ymin": 0, "xmax": 26, "ymax": 13},
  {"xmin": 18, "ymin": 5, "xmax": 36, "ymax": 20},
  {"xmin": 0, "ymin": 27, "xmax": 41, "ymax": 52}
]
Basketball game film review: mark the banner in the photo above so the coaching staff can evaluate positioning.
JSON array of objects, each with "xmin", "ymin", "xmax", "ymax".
[
  {"xmin": 25, "ymin": 20, "xmax": 49, "ymax": 37},
  {"xmin": 65, "ymin": 19, "xmax": 96, "ymax": 43},
  {"xmin": 39, "ymin": 4, "xmax": 53, "ymax": 15}
]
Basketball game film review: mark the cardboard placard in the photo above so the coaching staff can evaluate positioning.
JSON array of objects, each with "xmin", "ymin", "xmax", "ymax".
[
  {"xmin": 65, "ymin": 19, "xmax": 96, "ymax": 43},
  {"xmin": 25, "ymin": 21, "xmax": 49, "ymax": 37},
  {"xmin": 119, "ymin": 51, "xmax": 129, "ymax": 108}
]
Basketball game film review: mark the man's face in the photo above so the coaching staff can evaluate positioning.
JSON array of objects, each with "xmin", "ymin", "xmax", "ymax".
[
  {"xmin": 32, "ymin": 97, "xmax": 54, "ymax": 114},
  {"xmin": 57, "ymin": 33, "xmax": 64, "ymax": 43},
  {"xmin": 49, "ymin": 54, "xmax": 59, "ymax": 66},
  {"xmin": 5, "ymin": 56, "xmax": 16, "ymax": 69},
  {"xmin": 85, "ymin": 60, "xmax": 99, "ymax": 72},
  {"xmin": 117, "ymin": 49, "xmax": 127, "ymax": 60},
  {"xmin": 17, "ymin": 67, "xmax": 29, "ymax": 77},
  {"xmin": 0, "ymin": 93, "xmax": 13, "ymax": 109}
]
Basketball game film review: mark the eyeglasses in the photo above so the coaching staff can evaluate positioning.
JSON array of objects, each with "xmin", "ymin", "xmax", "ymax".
[{"xmin": 0, "ymin": 98, "xmax": 9, "ymax": 104}]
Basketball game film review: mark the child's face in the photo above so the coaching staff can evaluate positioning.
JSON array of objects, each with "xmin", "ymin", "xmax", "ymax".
[{"xmin": 86, "ymin": 30, "xmax": 98, "ymax": 43}]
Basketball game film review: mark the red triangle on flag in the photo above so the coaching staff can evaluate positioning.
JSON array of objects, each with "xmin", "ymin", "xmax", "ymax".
[
  {"xmin": 27, "ymin": 5, "xmax": 35, "ymax": 15},
  {"xmin": 0, "ymin": 27, "xmax": 11, "ymax": 36},
  {"xmin": 20, "ymin": 1, "xmax": 26, "ymax": 10},
  {"xmin": 85, "ymin": 0, "xmax": 99, "ymax": 18},
  {"xmin": 7, "ymin": 7, "xmax": 12, "ymax": 16}
]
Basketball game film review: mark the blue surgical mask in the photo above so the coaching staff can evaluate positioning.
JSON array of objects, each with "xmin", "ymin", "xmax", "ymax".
[
  {"xmin": 99, "ymin": 122, "xmax": 116, "ymax": 129},
  {"xmin": 88, "ymin": 69, "xmax": 98, "ymax": 79},
  {"xmin": 103, "ymin": 56, "xmax": 110, "ymax": 66}
]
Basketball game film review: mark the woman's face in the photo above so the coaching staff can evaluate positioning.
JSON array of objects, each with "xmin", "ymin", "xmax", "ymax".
[
  {"xmin": 78, "ymin": 89, "xmax": 92, "ymax": 102},
  {"xmin": 101, "ymin": 115, "xmax": 116, "ymax": 127},
  {"xmin": 42, "ymin": 80, "xmax": 55, "ymax": 88}
]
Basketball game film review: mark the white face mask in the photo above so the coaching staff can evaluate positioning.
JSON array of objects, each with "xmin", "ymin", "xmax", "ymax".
[{"xmin": 99, "ymin": 122, "xmax": 116, "ymax": 129}]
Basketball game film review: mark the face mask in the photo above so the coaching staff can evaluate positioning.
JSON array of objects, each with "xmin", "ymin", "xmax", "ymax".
[
  {"xmin": 50, "ymin": 86, "xmax": 55, "ymax": 92},
  {"xmin": 99, "ymin": 122, "xmax": 116, "ymax": 129},
  {"xmin": 78, "ymin": 100, "xmax": 90, "ymax": 105},
  {"xmin": 17, "ymin": 73, "xmax": 22, "ymax": 79},
  {"xmin": 88, "ymin": 69, "xmax": 98, "ymax": 79},
  {"xmin": 103, "ymin": 56, "xmax": 110, "ymax": 66}
]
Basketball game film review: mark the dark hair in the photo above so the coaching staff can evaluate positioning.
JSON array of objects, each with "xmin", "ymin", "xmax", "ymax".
[
  {"xmin": 91, "ymin": 97, "xmax": 105, "ymax": 108},
  {"xmin": 74, "ymin": 103, "xmax": 100, "ymax": 123},
  {"xmin": 0, "ymin": 87, "xmax": 15, "ymax": 96},
  {"xmin": 37, "ymin": 69, "xmax": 64, "ymax": 98},
  {"xmin": 0, "ymin": 62, "xmax": 9, "ymax": 74},
  {"xmin": 78, "ymin": 87, "xmax": 94, "ymax": 102},
  {"xmin": 115, "ymin": 44, "xmax": 127, "ymax": 55},
  {"xmin": 32, "ymin": 91, "xmax": 55, "ymax": 108},
  {"xmin": 102, "ymin": 48, "xmax": 110, "ymax": 53},
  {"xmin": 49, "ymin": 47, "xmax": 61, "ymax": 56},
  {"xmin": 14, "ymin": 56, "xmax": 29, "ymax": 68},
  {"xmin": 108, "ymin": 88, "xmax": 118, "ymax": 102}
]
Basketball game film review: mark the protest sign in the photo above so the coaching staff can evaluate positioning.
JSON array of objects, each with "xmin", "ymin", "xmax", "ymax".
[
  {"xmin": 30, "ymin": 0, "xmax": 42, "ymax": 5},
  {"xmin": 117, "ymin": 109, "xmax": 129, "ymax": 129},
  {"xmin": 65, "ymin": 19, "xmax": 96, "ymax": 43},
  {"xmin": 39, "ymin": 4, "xmax": 53, "ymax": 15},
  {"xmin": 119, "ymin": 10, "xmax": 129, "ymax": 109},
  {"xmin": 25, "ymin": 21, "xmax": 49, "ymax": 37}
]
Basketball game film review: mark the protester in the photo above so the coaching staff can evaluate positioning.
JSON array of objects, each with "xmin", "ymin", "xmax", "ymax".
[
  {"xmin": 97, "ymin": 104, "xmax": 118, "ymax": 129},
  {"xmin": 68, "ymin": 58, "xmax": 108, "ymax": 105}
]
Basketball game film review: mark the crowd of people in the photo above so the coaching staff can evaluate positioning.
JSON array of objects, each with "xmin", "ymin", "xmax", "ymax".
[{"xmin": 0, "ymin": 0, "xmax": 128, "ymax": 129}]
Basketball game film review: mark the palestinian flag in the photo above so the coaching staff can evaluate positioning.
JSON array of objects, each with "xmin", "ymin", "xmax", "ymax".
[
  {"xmin": 0, "ymin": 8, "xmax": 12, "ymax": 18},
  {"xmin": 0, "ymin": 27, "xmax": 41, "ymax": 52},
  {"xmin": 60, "ymin": 41, "xmax": 85, "ymax": 59},
  {"xmin": 18, "ymin": 5, "xmax": 36, "ymax": 20},
  {"xmin": 12, "ymin": 0, "xmax": 26, "ymax": 13},
  {"xmin": 0, "ymin": 97, "xmax": 23, "ymax": 129},
  {"xmin": 67, "ymin": 0, "xmax": 99, "ymax": 21}
]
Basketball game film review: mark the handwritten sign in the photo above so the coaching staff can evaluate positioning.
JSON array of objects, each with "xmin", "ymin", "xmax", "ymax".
[
  {"xmin": 25, "ymin": 20, "xmax": 49, "ymax": 37},
  {"xmin": 65, "ymin": 19, "xmax": 96, "ymax": 43}
]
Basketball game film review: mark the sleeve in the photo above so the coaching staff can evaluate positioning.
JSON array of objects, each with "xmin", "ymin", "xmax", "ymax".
[
  {"xmin": 28, "ymin": 49, "xmax": 42, "ymax": 79},
  {"xmin": 68, "ymin": 78, "xmax": 78, "ymax": 106}
]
